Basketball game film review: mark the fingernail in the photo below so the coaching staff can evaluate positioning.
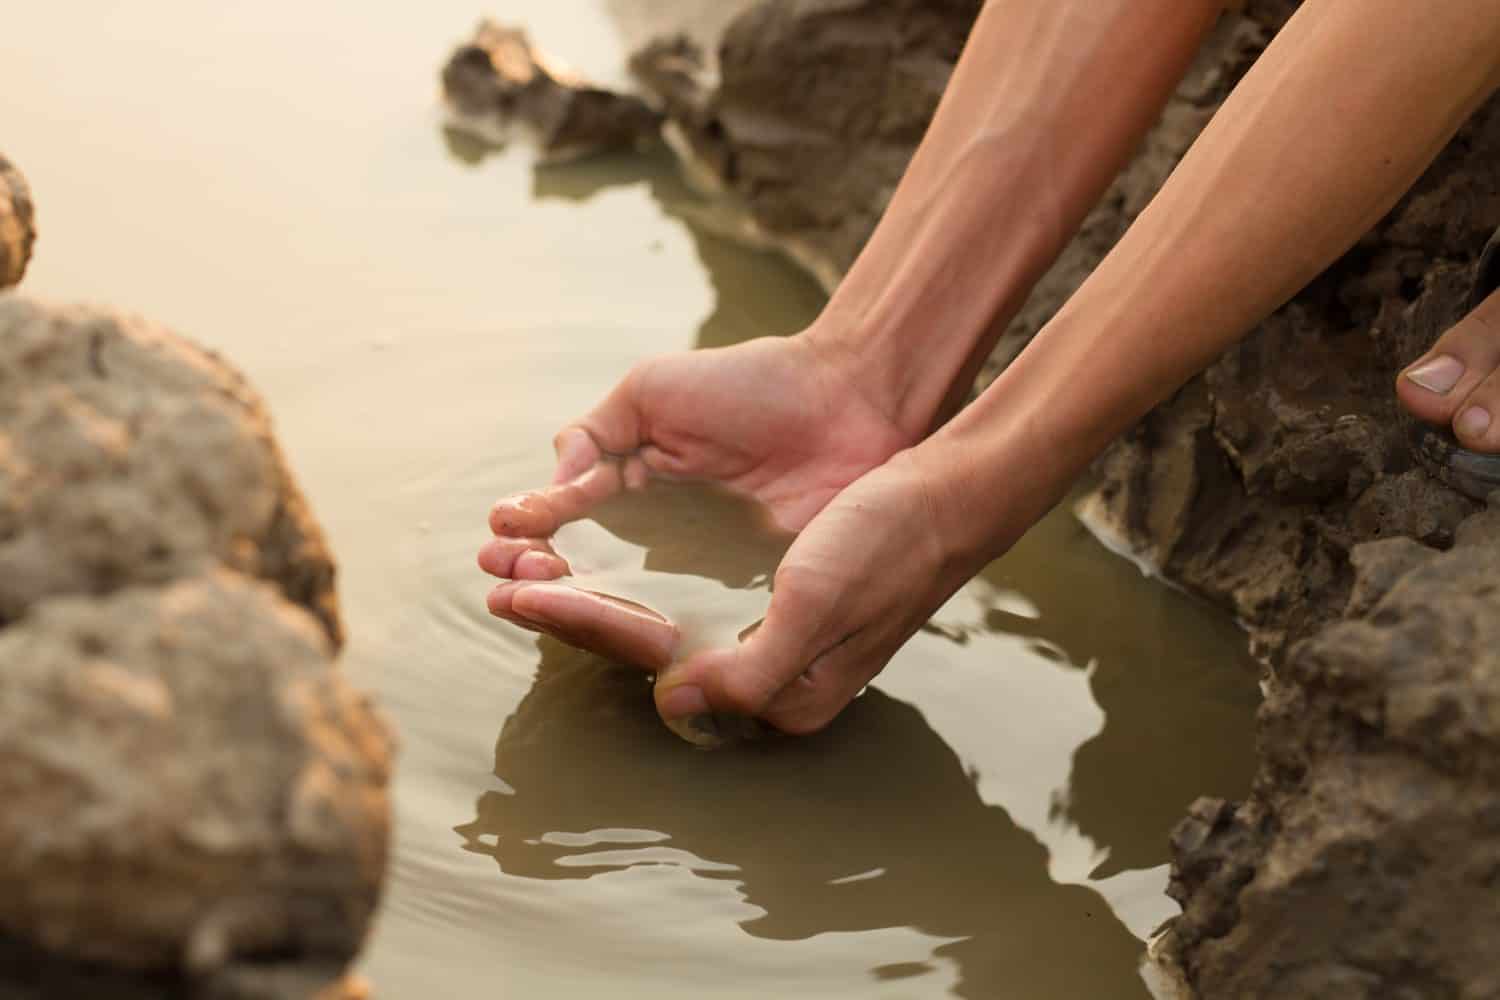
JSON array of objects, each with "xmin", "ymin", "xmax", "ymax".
[
  {"xmin": 510, "ymin": 583, "xmax": 567, "ymax": 625},
  {"xmin": 1405, "ymin": 355, "xmax": 1465, "ymax": 394},
  {"xmin": 1458, "ymin": 405, "xmax": 1492, "ymax": 440},
  {"xmin": 658, "ymin": 684, "xmax": 709, "ymax": 720},
  {"xmin": 657, "ymin": 681, "xmax": 716, "ymax": 747}
]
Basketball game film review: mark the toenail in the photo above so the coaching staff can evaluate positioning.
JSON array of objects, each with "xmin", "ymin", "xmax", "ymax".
[
  {"xmin": 1405, "ymin": 355, "xmax": 1465, "ymax": 394},
  {"xmin": 1458, "ymin": 406, "xmax": 1492, "ymax": 440}
]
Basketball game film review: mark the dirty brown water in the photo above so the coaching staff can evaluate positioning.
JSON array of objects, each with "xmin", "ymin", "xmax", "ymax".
[{"xmin": 5, "ymin": 2, "xmax": 1260, "ymax": 997}]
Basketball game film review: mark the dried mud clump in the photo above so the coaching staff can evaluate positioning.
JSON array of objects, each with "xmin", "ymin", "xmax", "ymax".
[
  {"xmin": 0, "ymin": 299, "xmax": 391, "ymax": 998},
  {"xmin": 442, "ymin": 20, "xmax": 662, "ymax": 162},
  {"xmin": 1163, "ymin": 505, "xmax": 1500, "ymax": 999},
  {"xmin": 0, "ymin": 572, "xmax": 392, "ymax": 982},
  {"xmin": 0, "ymin": 154, "xmax": 36, "ymax": 289},
  {"xmin": 0, "ymin": 297, "xmax": 342, "ymax": 645}
]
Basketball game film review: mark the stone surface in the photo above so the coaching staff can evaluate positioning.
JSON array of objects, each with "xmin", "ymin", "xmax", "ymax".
[
  {"xmin": 442, "ymin": 20, "xmax": 662, "ymax": 162},
  {"xmin": 1163, "ymin": 503, "xmax": 1500, "ymax": 999},
  {"xmin": 0, "ymin": 571, "xmax": 391, "ymax": 986},
  {"xmin": 1081, "ymin": 84, "xmax": 1499, "ymax": 660},
  {"xmin": 0, "ymin": 154, "xmax": 36, "ymax": 289},
  {"xmin": 0, "ymin": 297, "xmax": 341, "ymax": 645}
]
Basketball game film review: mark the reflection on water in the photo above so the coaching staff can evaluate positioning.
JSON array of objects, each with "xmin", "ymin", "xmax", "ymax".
[
  {"xmin": 449, "ymin": 129, "xmax": 830, "ymax": 351},
  {"xmin": 458, "ymin": 640, "xmax": 1147, "ymax": 1000},
  {"xmin": 2, "ymin": 0, "xmax": 1260, "ymax": 996},
  {"xmin": 451, "ymin": 463, "xmax": 1256, "ymax": 998}
]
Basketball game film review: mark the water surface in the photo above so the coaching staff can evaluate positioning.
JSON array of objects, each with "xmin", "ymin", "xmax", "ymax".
[{"xmin": 4, "ymin": 3, "xmax": 1259, "ymax": 997}]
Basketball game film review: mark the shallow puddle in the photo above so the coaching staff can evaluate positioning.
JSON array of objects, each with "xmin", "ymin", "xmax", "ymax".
[{"xmin": 5, "ymin": 2, "xmax": 1260, "ymax": 997}]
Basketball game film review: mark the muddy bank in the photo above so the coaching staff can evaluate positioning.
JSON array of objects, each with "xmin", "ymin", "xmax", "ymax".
[
  {"xmin": 0, "ymin": 298, "xmax": 391, "ymax": 998},
  {"xmin": 602, "ymin": 0, "xmax": 1500, "ymax": 994}
]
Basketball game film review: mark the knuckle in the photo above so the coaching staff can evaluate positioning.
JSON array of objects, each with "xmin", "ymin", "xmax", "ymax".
[{"xmin": 771, "ymin": 562, "xmax": 836, "ymax": 607}]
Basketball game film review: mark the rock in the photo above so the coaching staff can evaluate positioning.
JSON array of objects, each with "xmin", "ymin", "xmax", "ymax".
[
  {"xmin": 1343, "ymin": 535, "xmax": 1437, "ymax": 618},
  {"xmin": 0, "ymin": 297, "xmax": 341, "ymax": 646},
  {"xmin": 1163, "ymin": 503, "xmax": 1500, "ymax": 998},
  {"xmin": 0, "ymin": 154, "xmax": 36, "ymax": 289},
  {"xmin": 441, "ymin": 21, "xmax": 662, "ymax": 162},
  {"xmin": 1080, "ymin": 88, "xmax": 1500, "ymax": 661},
  {"xmin": 0, "ymin": 571, "xmax": 391, "ymax": 989}
]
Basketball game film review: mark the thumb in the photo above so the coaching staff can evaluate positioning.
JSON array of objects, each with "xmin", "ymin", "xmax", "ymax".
[
  {"xmin": 654, "ymin": 575, "xmax": 838, "ymax": 736},
  {"xmin": 553, "ymin": 363, "xmax": 650, "ymax": 483}
]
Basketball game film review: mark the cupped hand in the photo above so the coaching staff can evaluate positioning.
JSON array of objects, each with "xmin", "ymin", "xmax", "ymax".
[
  {"xmin": 649, "ymin": 448, "xmax": 990, "ymax": 738},
  {"xmin": 478, "ymin": 333, "xmax": 916, "ymax": 684}
]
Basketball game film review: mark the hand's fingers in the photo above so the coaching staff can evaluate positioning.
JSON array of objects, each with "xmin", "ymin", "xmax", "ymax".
[
  {"xmin": 489, "ymin": 461, "xmax": 625, "ymax": 537},
  {"xmin": 507, "ymin": 582, "xmax": 679, "ymax": 670},
  {"xmin": 639, "ymin": 444, "xmax": 692, "ymax": 478},
  {"xmin": 758, "ymin": 629, "xmax": 889, "ymax": 735},
  {"xmin": 485, "ymin": 581, "xmax": 544, "ymax": 631},
  {"xmin": 477, "ymin": 536, "xmax": 570, "ymax": 579},
  {"xmin": 623, "ymin": 454, "xmax": 649, "ymax": 491},
  {"xmin": 552, "ymin": 427, "xmax": 601, "ymax": 485},
  {"xmin": 513, "ymin": 549, "xmax": 570, "ymax": 580},
  {"xmin": 553, "ymin": 362, "xmax": 655, "ymax": 485}
]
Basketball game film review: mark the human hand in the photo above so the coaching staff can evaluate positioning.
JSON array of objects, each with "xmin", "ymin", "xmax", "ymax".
[
  {"xmin": 648, "ymin": 448, "xmax": 994, "ymax": 740},
  {"xmin": 478, "ymin": 333, "xmax": 915, "ymax": 680}
]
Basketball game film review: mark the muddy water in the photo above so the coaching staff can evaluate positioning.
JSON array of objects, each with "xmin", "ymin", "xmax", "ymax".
[{"xmin": 4, "ymin": 2, "xmax": 1259, "ymax": 997}]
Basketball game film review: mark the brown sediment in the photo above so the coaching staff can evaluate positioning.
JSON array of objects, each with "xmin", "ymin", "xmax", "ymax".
[{"xmin": 0, "ymin": 300, "xmax": 390, "ymax": 997}]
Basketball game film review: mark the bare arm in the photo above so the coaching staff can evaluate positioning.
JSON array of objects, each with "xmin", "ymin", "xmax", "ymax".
[
  {"xmin": 806, "ymin": 0, "xmax": 1224, "ymax": 440},
  {"xmin": 922, "ymin": 0, "xmax": 1500, "ymax": 560}
]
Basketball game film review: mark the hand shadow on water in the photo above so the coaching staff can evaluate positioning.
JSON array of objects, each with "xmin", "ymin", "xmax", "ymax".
[
  {"xmin": 455, "ymin": 639, "xmax": 1151, "ymax": 1000},
  {"xmin": 965, "ymin": 513, "xmax": 1261, "ymax": 881}
]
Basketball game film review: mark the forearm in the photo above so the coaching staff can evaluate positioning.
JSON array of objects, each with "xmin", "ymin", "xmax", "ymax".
[
  {"xmin": 805, "ymin": 0, "xmax": 1222, "ymax": 439},
  {"xmin": 930, "ymin": 0, "xmax": 1500, "ymax": 557}
]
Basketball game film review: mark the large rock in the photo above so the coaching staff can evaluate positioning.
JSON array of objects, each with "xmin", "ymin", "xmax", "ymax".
[
  {"xmin": 0, "ymin": 571, "xmax": 391, "ymax": 987},
  {"xmin": 1163, "ymin": 504, "xmax": 1500, "ymax": 998},
  {"xmin": 0, "ymin": 154, "xmax": 36, "ymax": 289},
  {"xmin": 0, "ymin": 297, "xmax": 342, "ymax": 645},
  {"xmin": 442, "ymin": 20, "xmax": 662, "ymax": 162}
]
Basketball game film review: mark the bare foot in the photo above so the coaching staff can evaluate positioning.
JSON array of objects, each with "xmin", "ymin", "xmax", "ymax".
[{"xmin": 1398, "ymin": 285, "xmax": 1500, "ymax": 456}]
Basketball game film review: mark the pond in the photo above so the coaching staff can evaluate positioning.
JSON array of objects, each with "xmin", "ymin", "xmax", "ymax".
[{"xmin": 4, "ymin": 2, "xmax": 1259, "ymax": 996}]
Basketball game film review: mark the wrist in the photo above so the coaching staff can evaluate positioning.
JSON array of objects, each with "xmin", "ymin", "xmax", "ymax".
[
  {"xmin": 798, "ymin": 271, "xmax": 1029, "ymax": 445},
  {"xmin": 910, "ymin": 360, "xmax": 1094, "ymax": 567}
]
